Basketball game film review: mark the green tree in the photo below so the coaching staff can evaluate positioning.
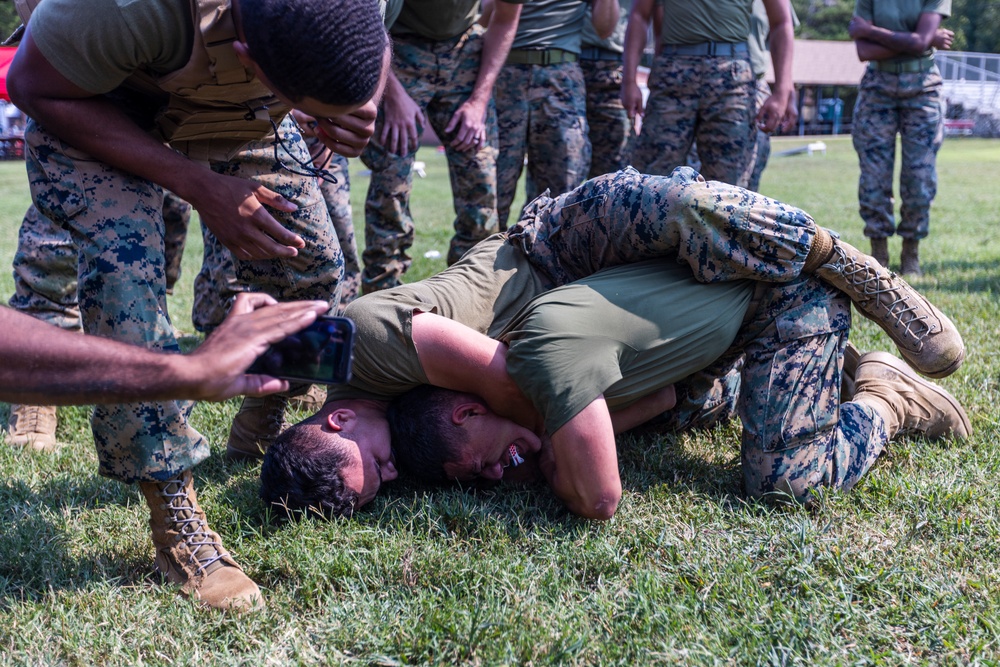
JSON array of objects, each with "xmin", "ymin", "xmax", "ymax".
[
  {"xmin": 950, "ymin": 0, "xmax": 1000, "ymax": 54},
  {"xmin": 0, "ymin": 1, "xmax": 19, "ymax": 44},
  {"xmin": 791, "ymin": 0, "xmax": 854, "ymax": 41}
]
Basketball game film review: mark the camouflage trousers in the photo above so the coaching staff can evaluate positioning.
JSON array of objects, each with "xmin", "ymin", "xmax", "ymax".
[
  {"xmin": 319, "ymin": 154, "xmax": 360, "ymax": 314},
  {"xmin": 21, "ymin": 115, "xmax": 341, "ymax": 482},
  {"xmin": 630, "ymin": 53, "xmax": 756, "ymax": 186},
  {"xmin": 360, "ymin": 25, "xmax": 499, "ymax": 292},
  {"xmin": 162, "ymin": 190, "xmax": 192, "ymax": 292},
  {"xmin": 852, "ymin": 67, "xmax": 944, "ymax": 240},
  {"xmin": 580, "ymin": 57, "xmax": 632, "ymax": 178},
  {"xmin": 191, "ymin": 115, "xmax": 344, "ymax": 333},
  {"xmin": 508, "ymin": 166, "xmax": 819, "ymax": 289},
  {"xmin": 495, "ymin": 61, "xmax": 590, "ymax": 230},
  {"xmin": 510, "ymin": 166, "xmax": 886, "ymax": 499}
]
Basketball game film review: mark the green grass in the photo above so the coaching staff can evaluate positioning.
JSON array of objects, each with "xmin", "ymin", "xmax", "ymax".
[{"xmin": 2, "ymin": 137, "xmax": 1000, "ymax": 665}]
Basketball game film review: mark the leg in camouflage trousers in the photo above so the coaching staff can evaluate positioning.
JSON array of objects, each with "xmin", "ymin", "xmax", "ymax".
[
  {"xmin": 852, "ymin": 68, "xmax": 944, "ymax": 243},
  {"xmin": 360, "ymin": 26, "xmax": 499, "ymax": 292},
  {"xmin": 495, "ymin": 62, "xmax": 591, "ymax": 230},
  {"xmin": 162, "ymin": 190, "xmax": 192, "ymax": 294},
  {"xmin": 581, "ymin": 58, "xmax": 632, "ymax": 179},
  {"xmin": 320, "ymin": 154, "xmax": 360, "ymax": 314},
  {"xmin": 630, "ymin": 53, "xmax": 756, "ymax": 186}
]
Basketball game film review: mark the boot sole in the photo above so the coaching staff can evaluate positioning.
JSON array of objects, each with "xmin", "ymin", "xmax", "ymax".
[
  {"xmin": 913, "ymin": 346, "xmax": 966, "ymax": 380},
  {"xmin": 860, "ymin": 351, "xmax": 972, "ymax": 438},
  {"xmin": 225, "ymin": 442, "xmax": 266, "ymax": 462}
]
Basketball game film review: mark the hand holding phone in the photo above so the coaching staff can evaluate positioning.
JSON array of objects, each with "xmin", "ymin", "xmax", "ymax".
[{"xmin": 247, "ymin": 316, "xmax": 355, "ymax": 384}]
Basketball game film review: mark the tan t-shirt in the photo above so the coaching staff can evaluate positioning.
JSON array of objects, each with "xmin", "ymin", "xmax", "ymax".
[{"xmin": 328, "ymin": 235, "xmax": 548, "ymax": 401}]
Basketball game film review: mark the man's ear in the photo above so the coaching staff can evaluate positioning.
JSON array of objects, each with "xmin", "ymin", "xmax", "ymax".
[
  {"xmin": 451, "ymin": 401, "xmax": 487, "ymax": 425},
  {"xmin": 324, "ymin": 408, "xmax": 356, "ymax": 433}
]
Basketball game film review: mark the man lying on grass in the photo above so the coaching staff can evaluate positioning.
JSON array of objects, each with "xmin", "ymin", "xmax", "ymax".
[
  {"xmin": 386, "ymin": 260, "xmax": 971, "ymax": 519},
  {"xmin": 259, "ymin": 167, "xmax": 966, "ymax": 518}
]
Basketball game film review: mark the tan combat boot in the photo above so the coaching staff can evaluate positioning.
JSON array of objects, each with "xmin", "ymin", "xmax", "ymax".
[
  {"xmin": 870, "ymin": 237, "xmax": 889, "ymax": 267},
  {"xmin": 226, "ymin": 395, "xmax": 288, "ymax": 460},
  {"xmin": 286, "ymin": 384, "xmax": 328, "ymax": 412},
  {"xmin": 840, "ymin": 341, "xmax": 861, "ymax": 403},
  {"xmin": 804, "ymin": 228, "xmax": 964, "ymax": 379},
  {"xmin": 139, "ymin": 470, "xmax": 264, "ymax": 611},
  {"xmin": 852, "ymin": 351, "xmax": 971, "ymax": 440},
  {"xmin": 901, "ymin": 238, "xmax": 922, "ymax": 277},
  {"xmin": 5, "ymin": 404, "xmax": 58, "ymax": 452}
]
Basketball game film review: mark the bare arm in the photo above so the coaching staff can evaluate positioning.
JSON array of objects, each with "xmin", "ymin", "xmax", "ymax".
[
  {"xmin": 539, "ymin": 397, "xmax": 622, "ymax": 520},
  {"xmin": 0, "ymin": 295, "xmax": 328, "ymax": 405},
  {"xmin": 608, "ymin": 385, "xmax": 676, "ymax": 434},
  {"xmin": 849, "ymin": 12, "xmax": 947, "ymax": 61},
  {"xmin": 410, "ymin": 312, "xmax": 544, "ymax": 431},
  {"xmin": 757, "ymin": 0, "xmax": 796, "ymax": 133},
  {"xmin": 622, "ymin": 0, "xmax": 655, "ymax": 121},
  {"xmin": 590, "ymin": 0, "xmax": 621, "ymax": 40},
  {"xmin": 7, "ymin": 25, "xmax": 306, "ymax": 262},
  {"xmin": 445, "ymin": 0, "xmax": 521, "ymax": 151}
]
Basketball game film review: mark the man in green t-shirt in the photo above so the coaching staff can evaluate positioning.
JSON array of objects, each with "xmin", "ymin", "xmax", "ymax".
[
  {"xmin": 849, "ymin": 0, "xmax": 953, "ymax": 276},
  {"xmin": 259, "ymin": 166, "xmax": 966, "ymax": 520},
  {"xmin": 6, "ymin": 0, "xmax": 390, "ymax": 610},
  {"xmin": 387, "ymin": 261, "xmax": 970, "ymax": 520}
]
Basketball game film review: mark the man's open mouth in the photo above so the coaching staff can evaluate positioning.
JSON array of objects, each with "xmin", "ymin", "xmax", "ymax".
[{"xmin": 506, "ymin": 443, "xmax": 526, "ymax": 468}]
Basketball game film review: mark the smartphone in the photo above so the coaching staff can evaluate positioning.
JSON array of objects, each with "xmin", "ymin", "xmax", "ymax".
[{"xmin": 247, "ymin": 316, "xmax": 355, "ymax": 385}]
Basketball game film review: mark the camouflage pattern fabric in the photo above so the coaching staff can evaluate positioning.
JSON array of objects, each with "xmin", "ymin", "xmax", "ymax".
[
  {"xmin": 319, "ymin": 154, "xmax": 360, "ymax": 314},
  {"xmin": 162, "ymin": 190, "xmax": 192, "ymax": 292},
  {"xmin": 495, "ymin": 61, "xmax": 591, "ymax": 230},
  {"xmin": 360, "ymin": 25, "xmax": 499, "ymax": 293},
  {"xmin": 508, "ymin": 166, "xmax": 818, "ymax": 289},
  {"xmin": 852, "ymin": 67, "xmax": 944, "ymax": 241},
  {"xmin": 23, "ymin": 114, "xmax": 340, "ymax": 482},
  {"xmin": 733, "ymin": 278, "xmax": 885, "ymax": 501},
  {"xmin": 9, "ymin": 204, "xmax": 82, "ymax": 332},
  {"xmin": 192, "ymin": 115, "xmax": 343, "ymax": 333},
  {"xmin": 630, "ymin": 53, "xmax": 756, "ymax": 186},
  {"xmin": 580, "ymin": 58, "xmax": 632, "ymax": 178}
]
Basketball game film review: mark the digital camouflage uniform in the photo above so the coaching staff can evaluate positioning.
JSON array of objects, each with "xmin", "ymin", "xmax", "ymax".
[
  {"xmin": 24, "ymin": 111, "xmax": 340, "ymax": 482},
  {"xmin": 192, "ymin": 135, "xmax": 356, "ymax": 329},
  {"xmin": 851, "ymin": 0, "xmax": 949, "ymax": 242},
  {"xmin": 495, "ymin": 0, "xmax": 593, "ymax": 229},
  {"xmin": 360, "ymin": 1, "xmax": 508, "ymax": 292},
  {"xmin": 162, "ymin": 190, "xmax": 192, "ymax": 293},
  {"xmin": 630, "ymin": 0, "xmax": 758, "ymax": 186},
  {"xmin": 580, "ymin": 0, "xmax": 631, "ymax": 178},
  {"xmin": 511, "ymin": 166, "xmax": 886, "ymax": 499}
]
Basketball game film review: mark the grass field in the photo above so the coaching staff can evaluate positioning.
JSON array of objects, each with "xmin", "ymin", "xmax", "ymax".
[{"xmin": 1, "ymin": 136, "xmax": 1000, "ymax": 665}]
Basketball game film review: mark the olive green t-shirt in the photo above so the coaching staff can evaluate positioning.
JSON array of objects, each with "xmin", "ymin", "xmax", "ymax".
[
  {"xmin": 30, "ymin": 0, "xmax": 192, "ymax": 94},
  {"xmin": 659, "ymin": 0, "xmax": 752, "ymax": 47},
  {"xmin": 328, "ymin": 235, "xmax": 549, "ymax": 402},
  {"xmin": 512, "ymin": 0, "xmax": 591, "ymax": 53},
  {"xmin": 500, "ymin": 261, "xmax": 754, "ymax": 435},
  {"xmin": 854, "ymin": 0, "xmax": 951, "ymax": 60}
]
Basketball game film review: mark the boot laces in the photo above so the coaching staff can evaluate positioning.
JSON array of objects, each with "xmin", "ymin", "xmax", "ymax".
[
  {"xmin": 14, "ymin": 405, "xmax": 55, "ymax": 435},
  {"xmin": 158, "ymin": 477, "xmax": 224, "ymax": 575},
  {"xmin": 829, "ymin": 246, "xmax": 931, "ymax": 343}
]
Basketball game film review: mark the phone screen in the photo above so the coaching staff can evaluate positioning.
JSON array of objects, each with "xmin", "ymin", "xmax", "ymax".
[{"xmin": 247, "ymin": 316, "xmax": 355, "ymax": 385}]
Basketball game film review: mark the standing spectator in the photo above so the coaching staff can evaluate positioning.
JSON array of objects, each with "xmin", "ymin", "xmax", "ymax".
[
  {"xmin": 7, "ymin": 0, "xmax": 388, "ymax": 610},
  {"xmin": 580, "ymin": 0, "xmax": 632, "ymax": 178},
  {"xmin": 359, "ymin": 0, "xmax": 523, "ymax": 292},
  {"xmin": 849, "ymin": 0, "xmax": 953, "ymax": 275},
  {"xmin": 622, "ymin": 0, "xmax": 795, "ymax": 186},
  {"xmin": 494, "ymin": 0, "xmax": 620, "ymax": 229}
]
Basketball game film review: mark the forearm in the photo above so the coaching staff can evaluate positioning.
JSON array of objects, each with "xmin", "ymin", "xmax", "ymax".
[
  {"xmin": 469, "ymin": 2, "xmax": 521, "ymax": 109},
  {"xmin": 767, "ymin": 18, "xmax": 794, "ymax": 101},
  {"xmin": 860, "ymin": 25, "xmax": 931, "ymax": 55},
  {"xmin": 622, "ymin": 0, "xmax": 652, "ymax": 85},
  {"xmin": 855, "ymin": 39, "xmax": 902, "ymax": 62},
  {"xmin": 609, "ymin": 385, "xmax": 676, "ymax": 434},
  {"xmin": 0, "ymin": 308, "xmax": 195, "ymax": 404}
]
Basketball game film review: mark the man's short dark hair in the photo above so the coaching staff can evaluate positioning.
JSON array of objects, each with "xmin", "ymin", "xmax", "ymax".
[
  {"xmin": 260, "ymin": 415, "xmax": 359, "ymax": 519},
  {"xmin": 388, "ymin": 385, "xmax": 470, "ymax": 485},
  {"xmin": 239, "ymin": 0, "xmax": 389, "ymax": 106}
]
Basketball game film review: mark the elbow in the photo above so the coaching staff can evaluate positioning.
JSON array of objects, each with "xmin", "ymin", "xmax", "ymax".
[{"xmin": 574, "ymin": 486, "xmax": 622, "ymax": 521}]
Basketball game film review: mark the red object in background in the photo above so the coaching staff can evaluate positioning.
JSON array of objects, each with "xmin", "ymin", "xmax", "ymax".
[{"xmin": 0, "ymin": 46, "xmax": 16, "ymax": 102}]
